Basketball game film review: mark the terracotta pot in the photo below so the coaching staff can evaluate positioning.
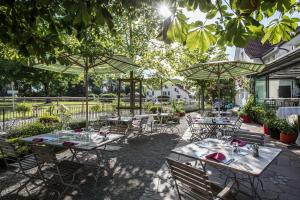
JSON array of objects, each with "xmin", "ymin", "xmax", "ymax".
[
  {"xmin": 280, "ymin": 132, "xmax": 296, "ymax": 144},
  {"xmin": 240, "ymin": 115, "xmax": 251, "ymax": 123},
  {"xmin": 263, "ymin": 124, "xmax": 270, "ymax": 135}
]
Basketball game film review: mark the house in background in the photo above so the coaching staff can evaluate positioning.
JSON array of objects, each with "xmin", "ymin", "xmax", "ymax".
[
  {"xmin": 145, "ymin": 81, "xmax": 194, "ymax": 102},
  {"xmin": 234, "ymin": 27, "xmax": 300, "ymax": 106}
]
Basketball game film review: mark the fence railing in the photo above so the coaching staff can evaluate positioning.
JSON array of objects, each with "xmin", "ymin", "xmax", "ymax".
[{"xmin": 0, "ymin": 97, "xmax": 199, "ymax": 131}]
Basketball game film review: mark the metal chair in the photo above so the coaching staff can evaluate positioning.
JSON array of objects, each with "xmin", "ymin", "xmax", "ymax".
[
  {"xmin": 0, "ymin": 138, "xmax": 40, "ymax": 196},
  {"xmin": 222, "ymin": 117, "xmax": 243, "ymax": 139},
  {"xmin": 30, "ymin": 144, "xmax": 84, "ymax": 197},
  {"xmin": 131, "ymin": 117, "xmax": 149, "ymax": 136},
  {"xmin": 166, "ymin": 158, "xmax": 234, "ymax": 200},
  {"xmin": 185, "ymin": 115, "xmax": 208, "ymax": 141}
]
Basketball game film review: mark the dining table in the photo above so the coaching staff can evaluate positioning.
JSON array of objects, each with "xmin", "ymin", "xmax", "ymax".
[
  {"xmin": 192, "ymin": 117, "xmax": 236, "ymax": 137},
  {"xmin": 20, "ymin": 130, "xmax": 124, "ymax": 182},
  {"xmin": 171, "ymin": 138, "xmax": 282, "ymax": 199}
]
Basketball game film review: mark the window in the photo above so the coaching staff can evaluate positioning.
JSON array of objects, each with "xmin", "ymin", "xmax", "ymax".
[
  {"xmin": 152, "ymin": 91, "xmax": 154, "ymax": 95},
  {"xmin": 168, "ymin": 91, "xmax": 170, "ymax": 96},
  {"xmin": 177, "ymin": 95, "xmax": 181, "ymax": 99},
  {"xmin": 163, "ymin": 91, "xmax": 167, "ymax": 95}
]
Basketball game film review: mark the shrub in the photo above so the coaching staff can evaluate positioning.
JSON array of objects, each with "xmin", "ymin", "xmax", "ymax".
[
  {"xmin": 149, "ymin": 106, "xmax": 162, "ymax": 114},
  {"xmin": 239, "ymin": 95, "xmax": 255, "ymax": 116},
  {"xmin": 39, "ymin": 115, "xmax": 60, "ymax": 124},
  {"xmin": 68, "ymin": 120, "xmax": 87, "ymax": 129},
  {"xmin": 3, "ymin": 122, "xmax": 61, "ymax": 156},
  {"xmin": 91, "ymin": 104, "xmax": 102, "ymax": 112},
  {"xmin": 143, "ymin": 101, "xmax": 153, "ymax": 111},
  {"xmin": 100, "ymin": 93, "xmax": 117, "ymax": 102},
  {"xmin": 15, "ymin": 103, "xmax": 32, "ymax": 114}
]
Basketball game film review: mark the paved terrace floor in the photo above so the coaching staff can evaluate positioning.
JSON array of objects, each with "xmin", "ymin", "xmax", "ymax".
[{"xmin": 1, "ymin": 113, "xmax": 300, "ymax": 200}]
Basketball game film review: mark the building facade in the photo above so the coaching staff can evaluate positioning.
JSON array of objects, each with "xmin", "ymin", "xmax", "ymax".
[
  {"xmin": 234, "ymin": 28, "xmax": 300, "ymax": 105},
  {"xmin": 145, "ymin": 81, "xmax": 193, "ymax": 102}
]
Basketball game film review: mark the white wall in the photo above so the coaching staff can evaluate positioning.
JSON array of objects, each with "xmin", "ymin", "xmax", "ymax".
[{"xmin": 145, "ymin": 82, "xmax": 192, "ymax": 101}]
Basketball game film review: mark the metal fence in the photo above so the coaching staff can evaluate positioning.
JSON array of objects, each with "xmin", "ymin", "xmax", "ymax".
[{"xmin": 0, "ymin": 97, "xmax": 199, "ymax": 131}]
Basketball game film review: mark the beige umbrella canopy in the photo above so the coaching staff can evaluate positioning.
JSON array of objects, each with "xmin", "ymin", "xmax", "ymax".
[
  {"xmin": 33, "ymin": 54, "xmax": 140, "ymax": 127},
  {"xmin": 180, "ymin": 60, "xmax": 264, "ymax": 115}
]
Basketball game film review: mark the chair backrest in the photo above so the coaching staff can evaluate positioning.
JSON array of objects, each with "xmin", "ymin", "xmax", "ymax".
[
  {"xmin": 235, "ymin": 117, "xmax": 243, "ymax": 129},
  {"xmin": 140, "ymin": 117, "xmax": 149, "ymax": 125},
  {"xmin": 0, "ymin": 138, "xmax": 18, "ymax": 158},
  {"xmin": 233, "ymin": 131, "xmax": 265, "ymax": 146},
  {"xmin": 109, "ymin": 123, "xmax": 129, "ymax": 135},
  {"xmin": 30, "ymin": 144, "xmax": 57, "ymax": 164},
  {"xmin": 166, "ymin": 158, "xmax": 214, "ymax": 200}
]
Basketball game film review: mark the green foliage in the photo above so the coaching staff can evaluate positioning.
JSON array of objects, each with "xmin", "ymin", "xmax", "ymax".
[
  {"xmin": 163, "ymin": 0, "xmax": 300, "ymax": 51},
  {"xmin": 171, "ymin": 100, "xmax": 184, "ymax": 113},
  {"xmin": 15, "ymin": 103, "xmax": 32, "ymax": 113},
  {"xmin": 39, "ymin": 115, "xmax": 60, "ymax": 124},
  {"xmin": 262, "ymin": 16, "xmax": 299, "ymax": 44},
  {"xmin": 68, "ymin": 120, "xmax": 87, "ymax": 130},
  {"xmin": 5, "ymin": 122, "xmax": 60, "ymax": 155},
  {"xmin": 149, "ymin": 106, "xmax": 162, "ymax": 114},
  {"xmin": 278, "ymin": 119, "xmax": 296, "ymax": 134},
  {"xmin": 239, "ymin": 95, "xmax": 255, "ymax": 116},
  {"xmin": 91, "ymin": 104, "xmax": 102, "ymax": 112},
  {"xmin": 143, "ymin": 101, "xmax": 154, "ymax": 111}
]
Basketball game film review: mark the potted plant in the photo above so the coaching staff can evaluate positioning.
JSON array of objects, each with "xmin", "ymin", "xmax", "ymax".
[
  {"xmin": 171, "ymin": 100, "xmax": 185, "ymax": 117},
  {"xmin": 279, "ymin": 120, "xmax": 297, "ymax": 144},
  {"xmin": 238, "ymin": 110, "xmax": 251, "ymax": 123},
  {"xmin": 268, "ymin": 118, "xmax": 281, "ymax": 139},
  {"xmin": 262, "ymin": 117, "xmax": 270, "ymax": 135}
]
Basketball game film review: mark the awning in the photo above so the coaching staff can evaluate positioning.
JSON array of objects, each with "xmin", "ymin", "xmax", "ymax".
[{"xmin": 254, "ymin": 48, "xmax": 300, "ymax": 79}]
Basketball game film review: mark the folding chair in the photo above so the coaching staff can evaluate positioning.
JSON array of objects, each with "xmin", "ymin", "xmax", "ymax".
[
  {"xmin": 30, "ymin": 144, "xmax": 84, "ymax": 197},
  {"xmin": 186, "ymin": 115, "xmax": 208, "ymax": 141},
  {"xmin": 233, "ymin": 131, "xmax": 265, "ymax": 146},
  {"xmin": 166, "ymin": 158, "xmax": 234, "ymax": 200},
  {"xmin": 131, "ymin": 117, "xmax": 149, "ymax": 136},
  {"xmin": 0, "ymin": 138, "xmax": 40, "ymax": 196}
]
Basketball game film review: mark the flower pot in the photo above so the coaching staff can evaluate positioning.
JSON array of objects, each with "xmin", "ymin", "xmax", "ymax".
[
  {"xmin": 240, "ymin": 115, "xmax": 251, "ymax": 123},
  {"xmin": 263, "ymin": 124, "xmax": 270, "ymax": 135},
  {"xmin": 280, "ymin": 132, "xmax": 296, "ymax": 144},
  {"xmin": 270, "ymin": 128, "xmax": 280, "ymax": 139}
]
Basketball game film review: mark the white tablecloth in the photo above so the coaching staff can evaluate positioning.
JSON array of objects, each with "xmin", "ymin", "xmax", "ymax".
[{"xmin": 276, "ymin": 107, "xmax": 300, "ymax": 119}]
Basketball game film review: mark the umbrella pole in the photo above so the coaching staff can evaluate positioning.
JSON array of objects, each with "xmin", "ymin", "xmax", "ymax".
[
  {"xmin": 84, "ymin": 68, "xmax": 89, "ymax": 128},
  {"xmin": 217, "ymin": 76, "xmax": 221, "ymax": 117}
]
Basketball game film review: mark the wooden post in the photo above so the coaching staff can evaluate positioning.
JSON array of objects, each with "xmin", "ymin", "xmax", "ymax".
[
  {"xmin": 160, "ymin": 78, "xmax": 163, "ymax": 111},
  {"xmin": 139, "ymin": 79, "xmax": 142, "ymax": 114},
  {"xmin": 84, "ymin": 68, "xmax": 89, "ymax": 128},
  {"xmin": 117, "ymin": 78, "xmax": 121, "ymax": 116},
  {"xmin": 130, "ymin": 71, "xmax": 135, "ymax": 116}
]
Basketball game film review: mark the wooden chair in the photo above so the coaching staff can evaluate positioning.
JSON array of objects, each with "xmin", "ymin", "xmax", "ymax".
[
  {"xmin": 0, "ymin": 138, "xmax": 40, "ymax": 196},
  {"xmin": 30, "ymin": 144, "xmax": 84, "ymax": 197},
  {"xmin": 166, "ymin": 158, "xmax": 234, "ymax": 200},
  {"xmin": 108, "ymin": 122, "xmax": 129, "ymax": 136},
  {"xmin": 233, "ymin": 131, "xmax": 265, "ymax": 146}
]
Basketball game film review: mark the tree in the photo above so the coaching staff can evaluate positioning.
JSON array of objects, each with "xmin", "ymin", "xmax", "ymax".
[{"xmin": 160, "ymin": 0, "xmax": 300, "ymax": 52}]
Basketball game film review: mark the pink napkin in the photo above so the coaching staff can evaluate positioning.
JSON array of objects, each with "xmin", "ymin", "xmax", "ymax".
[
  {"xmin": 205, "ymin": 153, "xmax": 226, "ymax": 162},
  {"xmin": 32, "ymin": 138, "xmax": 44, "ymax": 143},
  {"xmin": 74, "ymin": 128, "xmax": 82, "ymax": 132},
  {"xmin": 63, "ymin": 141, "xmax": 78, "ymax": 148},
  {"xmin": 231, "ymin": 139, "xmax": 247, "ymax": 147}
]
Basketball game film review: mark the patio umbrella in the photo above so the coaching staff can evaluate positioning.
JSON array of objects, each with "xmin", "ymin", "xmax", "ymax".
[
  {"xmin": 179, "ymin": 60, "xmax": 264, "ymax": 115},
  {"xmin": 33, "ymin": 54, "xmax": 140, "ymax": 127}
]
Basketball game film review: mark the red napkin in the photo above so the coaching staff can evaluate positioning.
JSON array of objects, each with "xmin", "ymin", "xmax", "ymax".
[
  {"xmin": 231, "ymin": 139, "xmax": 246, "ymax": 147},
  {"xmin": 205, "ymin": 153, "xmax": 226, "ymax": 162},
  {"xmin": 32, "ymin": 138, "xmax": 44, "ymax": 143},
  {"xmin": 63, "ymin": 141, "xmax": 78, "ymax": 148},
  {"xmin": 74, "ymin": 128, "xmax": 82, "ymax": 132}
]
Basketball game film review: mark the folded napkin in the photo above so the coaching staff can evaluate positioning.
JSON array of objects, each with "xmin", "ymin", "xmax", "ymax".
[
  {"xmin": 98, "ymin": 131, "xmax": 108, "ymax": 135},
  {"xmin": 205, "ymin": 152, "xmax": 226, "ymax": 162},
  {"xmin": 231, "ymin": 139, "xmax": 246, "ymax": 147},
  {"xmin": 32, "ymin": 138, "xmax": 44, "ymax": 143},
  {"xmin": 74, "ymin": 128, "xmax": 82, "ymax": 132},
  {"xmin": 62, "ymin": 141, "xmax": 78, "ymax": 148}
]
